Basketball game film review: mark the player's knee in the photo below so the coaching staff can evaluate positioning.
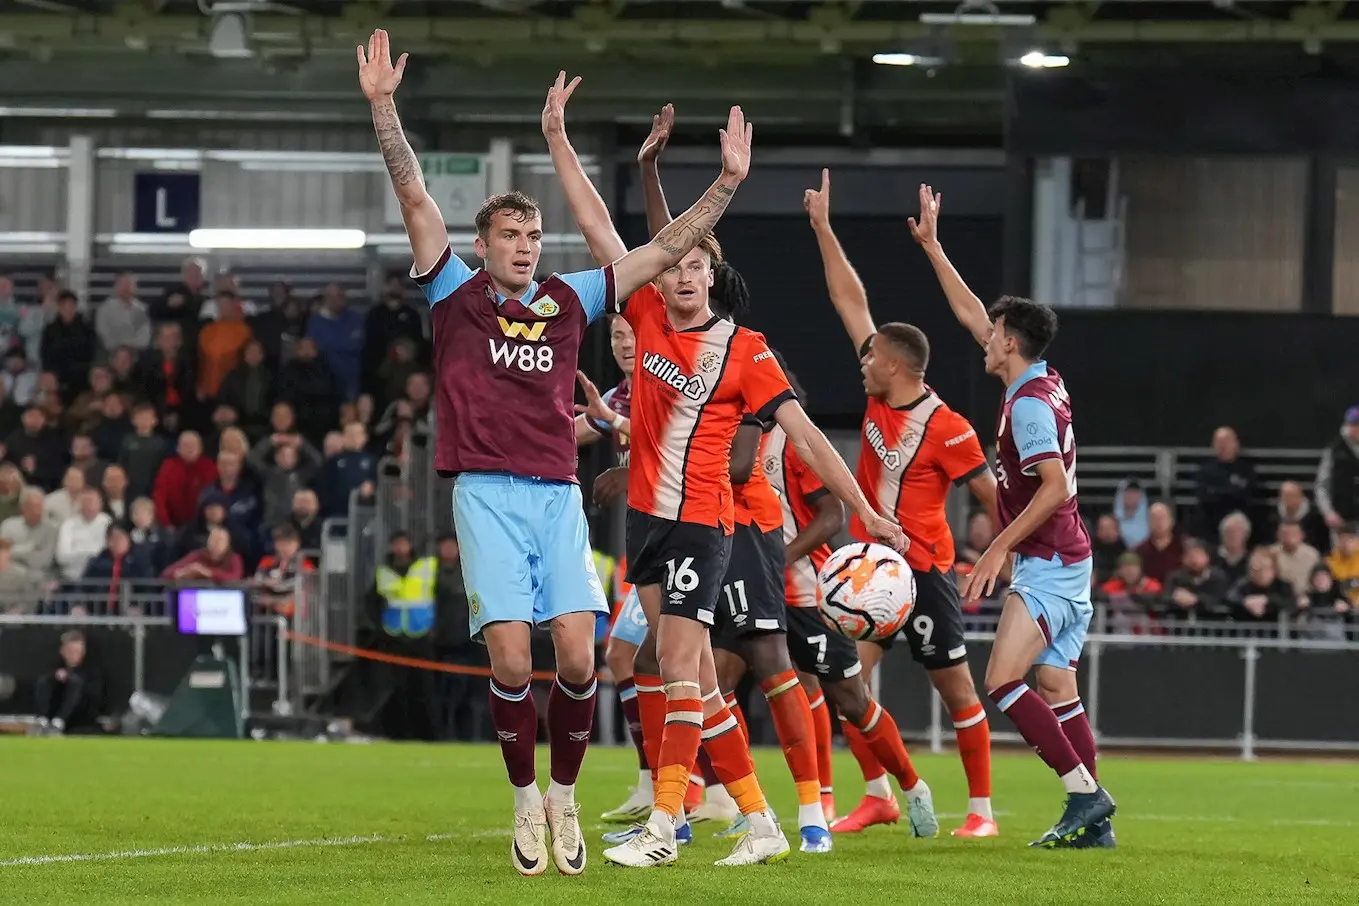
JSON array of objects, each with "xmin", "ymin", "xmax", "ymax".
[
  {"xmin": 488, "ymin": 652, "xmax": 533, "ymax": 688},
  {"xmin": 826, "ymin": 677, "xmax": 870, "ymax": 725},
  {"xmin": 1034, "ymin": 666, "xmax": 1077, "ymax": 704},
  {"xmin": 930, "ymin": 663, "xmax": 981, "ymax": 711},
  {"xmin": 605, "ymin": 640, "xmax": 636, "ymax": 680},
  {"xmin": 745, "ymin": 633, "xmax": 793, "ymax": 679},
  {"xmin": 554, "ymin": 644, "xmax": 595, "ymax": 685}
]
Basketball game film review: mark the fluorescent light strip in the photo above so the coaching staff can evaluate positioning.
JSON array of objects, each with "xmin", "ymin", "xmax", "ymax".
[
  {"xmin": 188, "ymin": 229, "xmax": 367, "ymax": 250},
  {"xmin": 1019, "ymin": 51, "xmax": 1070, "ymax": 69}
]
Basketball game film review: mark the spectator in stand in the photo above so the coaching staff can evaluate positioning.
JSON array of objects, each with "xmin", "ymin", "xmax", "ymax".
[
  {"xmin": 260, "ymin": 401, "xmax": 304, "ymax": 449},
  {"xmin": 1196, "ymin": 426, "xmax": 1258, "ymax": 540},
  {"xmin": 5, "ymin": 406, "xmax": 64, "ymax": 489},
  {"xmin": 34, "ymin": 630, "xmax": 108, "ymax": 736},
  {"xmin": 1296, "ymin": 565, "xmax": 1350, "ymax": 639},
  {"xmin": 203, "ymin": 449, "xmax": 261, "ymax": 538},
  {"xmin": 320, "ymin": 422, "xmax": 376, "ymax": 518},
  {"xmin": 1113, "ymin": 478, "xmax": 1150, "ymax": 548},
  {"xmin": 259, "ymin": 290, "xmax": 312, "ymax": 367},
  {"xmin": 307, "ymin": 283, "xmax": 365, "ymax": 403},
  {"xmin": 374, "ymin": 337, "xmax": 422, "ymax": 415},
  {"xmin": 40, "ymin": 291, "xmax": 98, "ymax": 402},
  {"xmin": 153, "ymin": 431, "xmax": 218, "ymax": 529},
  {"xmin": 206, "ymin": 403, "xmax": 241, "ymax": 457},
  {"xmin": 1326, "ymin": 523, "xmax": 1359, "ymax": 608},
  {"xmin": 374, "ymin": 371, "xmax": 434, "ymax": 447},
  {"xmin": 249, "ymin": 432, "xmax": 322, "ymax": 534},
  {"xmin": 108, "ymin": 346, "xmax": 138, "ymax": 396},
  {"xmin": 1135, "ymin": 502, "xmax": 1185, "ymax": 585},
  {"xmin": 1, "ymin": 487, "xmax": 57, "ymax": 575},
  {"xmin": 197, "ymin": 291, "xmax": 253, "ymax": 403},
  {"xmin": 1, "ymin": 347, "xmax": 37, "ymax": 406},
  {"xmin": 34, "ymin": 371, "xmax": 64, "ymax": 428},
  {"xmin": 290, "ymin": 488, "xmax": 323, "ymax": 550},
  {"xmin": 1099, "ymin": 551, "xmax": 1164, "ymax": 633},
  {"xmin": 118, "ymin": 403, "xmax": 167, "ymax": 500},
  {"xmin": 958, "ymin": 510, "xmax": 996, "ymax": 567},
  {"xmin": 322, "ymin": 430, "xmax": 344, "ymax": 458},
  {"xmin": 278, "ymin": 337, "xmax": 339, "ymax": 447},
  {"xmin": 1316, "ymin": 407, "xmax": 1359, "ymax": 538},
  {"xmin": 0, "ymin": 538, "xmax": 41, "ymax": 614},
  {"xmin": 151, "ymin": 257, "xmax": 206, "ymax": 341},
  {"xmin": 1270, "ymin": 519, "xmax": 1321, "ymax": 600},
  {"xmin": 128, "ymin": 497, "xmax": 170, "ymax": 573},
  {"xmin": 69, "ymin": 434, "xmax": 106, "ymax": 489},
  {"xmin": 1226, "ymin": 548, "xmax": 1292, "ymax": 623},
  {"xmin": 1162, "ymin": 539, "xmax": 1229, "ymax": 622},
  {"xmin": 1214, "ymin": 511, "xmax": 1253, "ymax": 586},
  {"xmin": 162, "ymin": 525, "xmax": 243, "ymax": 584},
  {"xmin": 0, "ymin": 275, "xmax": 47, "ymax": 363},
  {"xmin": 217, "ymin": 340, "xmax": 274, "ymax": 443},
  {"xmin": 67, "ymin": 365, "xmax": 114, "ymax": 434},
  {"xmin": 433, "ymin": 533, "xmax": 486, "ymax": 739},
  {"xmin": 0, "ymin": 381, "xmax": 18, "ymax": 447},
  {"xmin": 0, "ymin": 462, "xmax": 21, "ymax": 523},
  {"xmin": 55, "ymin": 488, "xmax": 112, "ymax": 582},
  {"xmin": 216, "ymin": 427, "xmax": 251, "ymax": 472},
  {"xmin": 137, "ymin": 322, "xmax": 195, "ymax": 434},
  {"xmin": 365, "ymin": 530, "xmax": 439, "ymax": 740},
  {"xmin": 90, "ymin": 393, "xmax": 131, "ymax": 463},
  {"xmin": 82, "ymin": 523, "xmax": 154, "ymax": 613},
  {"xmin": 94, "ymin": 272, "xmax": 151, "ymax": 353},
  {"xmin": 45, "ymin": 468, "xmax": 85, "ymax": 524},
  {"xmin": 253, "ymin": 523, "xmax": 313, "ymax": 620},
  {"xmin": 1091, "ymin": 513, "xmax": 1127, "ymax": 584},
  {"xmin": 175, "ymin": 495, "xmax": 251, "ymax": 564},
  {"xmin": 100, "ymin": 464, "xmax": 131, "ymax": 522},
  {"xmin": 363, "ymin": 275, "xmax": 427, "ymax": 401}
]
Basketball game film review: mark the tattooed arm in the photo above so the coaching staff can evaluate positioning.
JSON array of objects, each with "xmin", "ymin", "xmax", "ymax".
[
  {"xmin": 358, "ymin": 29, "xmax": 447, "ymax": 275},
  {"xmin": 610, "ymin": 105, "xmax": 752, "ymax": 300},
  {"xmin": 543, "ymin": 77, "xmax": 753, "ymax": 302}
]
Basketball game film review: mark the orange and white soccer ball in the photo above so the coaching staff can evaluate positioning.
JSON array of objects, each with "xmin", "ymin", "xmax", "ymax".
[{"xmin": 817, "ymin": 542, "xmax": 916, "ymax": 641}]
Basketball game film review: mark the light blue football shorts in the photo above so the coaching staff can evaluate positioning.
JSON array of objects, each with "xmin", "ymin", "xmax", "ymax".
[
  {"xmin": 608, "ymin": 587, "xmax": 650, "ymax": 648},
  {"xmin": 453, "ymin": 472, "xmax": 608, "ymax": 640},
  {"xmin": 1009, "ymin": 553, "xmax": 1094, "ymax": 671}
]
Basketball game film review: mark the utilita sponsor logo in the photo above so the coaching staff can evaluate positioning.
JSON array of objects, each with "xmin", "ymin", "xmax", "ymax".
[
  {"xmin": 642, "ymin": 351, "xmax": 706, "ymax": 400},
  {"xmin": 864, "ymin": 420, "xmax": 902, "ymax": 470}
]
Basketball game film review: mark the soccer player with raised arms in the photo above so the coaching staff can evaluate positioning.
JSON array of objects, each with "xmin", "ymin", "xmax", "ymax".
[
  {"xmin": 806, "ymin": 170, "xmax": 1000, "ymax": 839},
  {"xmin": 909, "ymin": 184, "xmax": 1116, "ymax": 848},
  {"xmin": 359, "ymin": 32, "xmax": 757, "ymax": 876},
  {"xmin": 543, "ymin": 78, "xmax": 906, "ymax": 867}
]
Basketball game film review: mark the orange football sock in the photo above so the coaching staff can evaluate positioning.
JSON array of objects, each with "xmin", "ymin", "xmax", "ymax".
[
  {"xmin": 952, "ymin": 703, "xmax": 993, "ymax": 799},
  {"xmin": 854, "ymin": 700, "xmax": 920, "ymax": 790},
  {"xmin": 840, "ymin": 718, "xmax": 888, "ymax": 784},
  {"xmin": 654, "ymin": 690, "xmax": 704, "ymax": 819},
  {"xmin": 723, "ymin": 693, "xmax": 750, "ymax": 744},
  {"xmin": 634, "ymin": 673, "xmax": 665, "ymax": 785},
  {"xmin": 808, "ymin": 691, "xmax": 834, "ymax": 797},
  {"xmin": 761, "ymin": 669, "xmax": 820, "ymax": 806},
  {"xmin": 701, "ymin": 706, "xmax": 768, "ymax": 816}
]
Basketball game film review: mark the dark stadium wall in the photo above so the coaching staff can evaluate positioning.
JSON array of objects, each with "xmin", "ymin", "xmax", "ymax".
[{"xmin": 609, "ymin": 213, "xmax": 1359, "ymax": 448}]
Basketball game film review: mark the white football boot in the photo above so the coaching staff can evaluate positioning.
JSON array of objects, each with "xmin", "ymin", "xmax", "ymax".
[
  {"xmin": 601, "ymin": 817, "xmax": 678, "ymax": 868},
  {"xmin": 511, "ymin": 804, "xmax": 549, "ymax": 876}
]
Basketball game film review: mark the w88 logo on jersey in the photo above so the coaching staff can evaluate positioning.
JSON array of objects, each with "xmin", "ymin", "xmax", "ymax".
[{"xmin": 488, "ymin": 338, "xmax": 554, "ymax": 373}]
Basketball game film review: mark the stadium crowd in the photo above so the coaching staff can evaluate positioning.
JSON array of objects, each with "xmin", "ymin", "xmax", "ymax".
[{"xmin": 0, "ymin": 260, "xmax": 434, "ymax": 614}]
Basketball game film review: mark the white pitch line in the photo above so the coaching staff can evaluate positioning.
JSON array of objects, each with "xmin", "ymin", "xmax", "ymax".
[
  {"xmin": 1123, "ymin": 814, "xmax": 1358, "ymax": 828},
  {"xmin": 0, "ymin": 832, "xmax": 457, "ymax": 868}
]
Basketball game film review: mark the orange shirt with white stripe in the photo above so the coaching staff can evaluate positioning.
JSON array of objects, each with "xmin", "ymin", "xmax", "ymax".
[
  {"xmin": 617, "ymin": 284, "xmax": 794, "ymax": 531},
  {"xmin": 733, "ymin": 415, "xmax": 785, "ymax": 533},
  {"xmin": 763, "ymin": 423, "xmax": 833, "ymax": 609},
  {"xmin": 849, "ymin": 392, "xmax": 988, "ymax": 574}
]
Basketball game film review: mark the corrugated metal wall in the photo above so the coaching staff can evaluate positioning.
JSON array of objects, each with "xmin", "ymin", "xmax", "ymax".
[
  {"xmin": 11, "ymin": 124, "xmax": 379, "ymax": 152},
  {"xmin": 0, "ymin": 166, "xmax": 68, "ymax": 232},
  {"xmin": 1330, "ymin": 165, "xmax": 1359, "ymax": 316},
  {"xmin": 1120, "ymin": 156, "xmax": 1307, "ymax": 311}
]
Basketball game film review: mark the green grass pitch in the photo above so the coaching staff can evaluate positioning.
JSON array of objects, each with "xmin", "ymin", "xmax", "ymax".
[{"xmin": 0, "ymin": 737, "xmax": 1354, "ymax": 904}]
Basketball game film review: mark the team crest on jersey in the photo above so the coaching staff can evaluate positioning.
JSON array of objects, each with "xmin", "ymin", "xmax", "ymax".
[
  {"xmin": 528, "ymin": 296, "xmax": 561, "ymax": 318},
  {"xmin": 697, "ymin": 351, "xmax": 720, "ymax": 373},
  {"xmin": 762, "ymin": 454, "xmax": 778, "ymax": 476},
  {"xmin": 468, "ymin": 593, "xmax": 481, "ymax": 618}
]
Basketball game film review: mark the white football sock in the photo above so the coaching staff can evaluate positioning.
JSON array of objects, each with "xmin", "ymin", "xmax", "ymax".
[
  {"xmin": 747, "ymin": 810, "xmax": 779, "ymax": 837},
  {"xmin": 513, "ymin": 782, "xmax": 544, "ymax": 813},
  {"xmin": 638, "ymin": 769, "xmax": 653, "ymax": 794},
  {"xmin": 902, "ymin": 778, "xmax": 929, "ymax": 801},
  {"xmin": 708, "ymin": 783, "xmax": 737, "ymax": 809},
  {"xmin": 865, "ymin": 775, "xmax": 893, "ymax": 800},
  {"xmin": 968, "ymin": 797, "xmax": 994, "ymax": 821},
  {"xmin": 1060, "ymin": 764, "xmax": 1098, "ymax": 795},
  {"xmin": 546, "ymin": 780, "xmax": 575, "ymax": 805},
  {"xmin": 798, "ymin": 801, "xmax": 829, "ymax": 831}
]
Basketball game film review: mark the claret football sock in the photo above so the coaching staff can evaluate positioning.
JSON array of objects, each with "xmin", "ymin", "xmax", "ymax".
[
  {"xmin": 1051, "ymin": 698, "xmax": 1099, "ymax": 781},
  {"xmin": 489, "ymin": 677, "xmax": 538, "ymax": 790},
  {"xmin": 990, "ymin": 680, "xmax": 1095, "ymax": 793},
  {"xmin": 547, "ymin": 674, "xmax": 598, "ymax": 796}
]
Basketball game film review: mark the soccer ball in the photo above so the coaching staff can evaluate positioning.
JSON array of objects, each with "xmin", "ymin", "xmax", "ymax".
[{"xmin": 817, "ymin": 542, "xmax": 916, "ymax": 641}]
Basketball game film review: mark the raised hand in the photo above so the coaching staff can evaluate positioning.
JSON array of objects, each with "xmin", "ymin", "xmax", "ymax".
[
  {"xmin": 542, "ymin": 70, "xmax": 581, "ymax": 142},
  {"xmin": 803, "ymin": 167, "xmax": 831, "ymax": 229},
  {"xmin": 718, "ymin": 106, "xmax": 753, "ymax": 181},
  {"xmin": 573, "ymin": 370, "xmax": 614, "ymax": 424},
  {"xmin": 638, "ymin": 104, "xmax": 675, "ymax": 164},
  {"xmin": 906, "ymin": 183, "xmax": 942, "ymax": 246},
  {"xmin": 357, "ymin": 29, "xmax": 408, "ymax": 102}
]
